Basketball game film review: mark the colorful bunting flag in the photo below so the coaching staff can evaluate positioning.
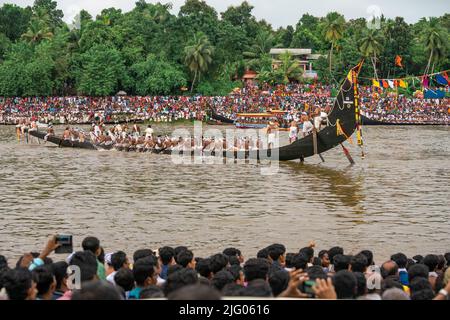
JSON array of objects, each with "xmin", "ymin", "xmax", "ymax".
[
  {"xmin": 372, "ymin": 79, "xmax": 380, "ymax": 88},
  {"xmin": 422, "ymin": 76, "xmax": 429, "ymax": 88},
  {"xmin": 399, "ymin": 80, "xmax": 408, "ymax": 88},
  {"xmin": 435, "ymin": 74, "xmax": 448, "ymax": 86},
  {"xmin": 388, "ymin": 80, "xmax": 395, "ymax": 88},
  {"xmin": 382, "ymin": 80, "xmax": 389, "ymax": 88},
  {"xmin": 395, "ymin": 55, "xmax": 403, "ymax": 68}
]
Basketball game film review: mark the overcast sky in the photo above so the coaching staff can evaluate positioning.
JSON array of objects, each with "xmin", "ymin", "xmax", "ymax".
[{"xmin": 1, "ymin": 0, "xmax": 448, "ymax": 28}]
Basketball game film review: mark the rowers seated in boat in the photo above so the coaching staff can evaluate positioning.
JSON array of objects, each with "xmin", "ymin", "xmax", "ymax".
[{"xmin": 62, "ymin": 127, "xmax": 71, "ymax": 140}]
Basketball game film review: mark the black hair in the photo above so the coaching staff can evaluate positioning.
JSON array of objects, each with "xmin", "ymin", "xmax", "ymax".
[
  {"xmin": 359, "ymin": 250, "xmax": 374, "ymax": 266},
  {"xmin": 228, "ymin": 256, "xmax": 240, "ymax": 266},
  {"xmin": 167, "ymin": 264, "xmax": 183, "ymax": 277},
  {"xmin": 71, "ymin": 280, "xmax": 122, "ymax": 300},
  {"xmin": 133, "ymin": 257, "xmax": 155, "ymax": 287},
  {"xmin": 111, "ymin": 251, "xmax": 127, "ymax": 271},
  {"xmin": 292, "ymin": 253, "xmax": 309, "ymax": 270},
  {"xmin": 3, "ymin": 268, "xmax": 33, "ymax": 300},
  {"xmin": 354, "ymin": 272, "xmax": 367, "ymax": 297},
  {"xmin": 332, "ymin": 270, "xmax": 357, "ymax": 299},
  {"xmin": 390, "ymin": 253, "xmax": 408, "ymax": 269},
  {"xmin": 211, "ymin": 270, "xmax": 234, "ymax": 291},
  {"xmin": 312, "ymin": 257, "xmax": 322, "ymax": 266},
  {"xmin": 412, "ymin": 255, "xmax": 423, "ymax": 264},
  {"xmin": 285, "ymin": 253, "xmax": 296, "ymax": 268},
  {"xmin": 0, "ymin": 255, "xmax": 7, "ymax": 270},
  {"xmin": 381, "ymin": 278, "xmax": 403, "ymax": 293},
  {"xmin": 408, "ymin": 263, "xmax": 429, "ymax": 282},
  {"xmin": 328, "ymin": 246, "xmax": 344, "ymax": 264},
  {"xmin": 350, "ymin": 254, "xmax": 368, "ymax": 273},
  {"xmin": 98, "ymin": 247, "xmax": 105, "ymax": 264},
  {"xmin": 318, "ymin": 250, "xmax": 328, "ymax": 259},
  {"xmin": 209, "ymin": 254, "xmax": 229, "ymax": 274},
  {"xmin": 168, "ymin": 284, "xmax": 221, "ymax": 300},
  {"xmin": 411, "ymin": 289, "xmax": 435, "ymax": 300},
  {"xmin": 50, "ymin": 261, "xmax": 68, "ymax": 290},
  {"xmin": 222, "ymin": 283, "xmax": 245, "ymax": 296},
  {"xmin": 32, "ymin": 266, "xmax": 55, "ymax": 296},
  {"xmin": 299, "ymin": 247, "xmax": 314, "ymax": 262},
  {"xmin": 422, "ymin": 254, "xmax": 439, "ymax": 272},
  {"xmin": 333, "ymin": 254, "xmax": 351, "ymax": 272},
  {"xmin": 164, "ymin": 268, "xmax": 198, "ymax": 296},
  {"xmin": 159, "ymin": 247, "xmax": 175, "ymax": 265},
  {"xmin": 228, "ymin": 264, "xmax": 243, "ymax": 282},
  {"xmin": 114, "ymin": 268, "xmax": 134, "ymax": 292},
  {"xmin": 307, "ymin": 265, "xmax": 327, "ymax": 281},
  {"xmin": 177, "ymin": 250, "xmax": 194, "ymax": 268},
  {"xmin": 174, "ymin": 246, "xmax": 188, "ymax": 260},
  {"xmin": 436, "ymin": 255, "xmax": 445, "ymax": 270},
  {"xmin": 81, "ymin": 237, "xmax": 100, "ymax": 254},
  {"xmin": 444, "ymin": 252, "xmax": 450, "ymax": 267},
  {"xmin": 139, "ymin": 285, "xmax": 164, "ymax": 299},
  {"xmin": 257, "ymin": 248, "xmax": 269, "ymax": 259},
  {"xmin": 0, "ymin": 266, "xmax": 10, "ymax": 290},
  {"xmin": 406, "ymin": 259, "xmax": 416, "ymax": 270},
  {"xmin": 268, "ymin": 270, "xmax": 289, "ymax": 296},
  {"xmin": 267, "ymin": 244, "xmax": 286, "ymax": 261},
  {"xmin": 243, "ymin": 258, "xmax": 270, "ymax": 282},
  {"xmin": 242, "ymin": 279, "xmax": 273, "ymax": 297},
  {"xmin": 69, "ymin": 251, "xmax": 98, "ymax": 282},
  {"xmin": 195, "ymin": 258, "xmax": 211, "ymax": 279},
  {"xmin": 223, "ymin": 248, "xmax": 241, "ymax": 257},
  {"xmin": 133, "ymin": 249, "xmax": 153, "ymax": 263}
]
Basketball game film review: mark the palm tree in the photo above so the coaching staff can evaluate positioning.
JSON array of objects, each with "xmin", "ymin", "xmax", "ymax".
[
  {"xmin": 423, "ymin": 18, "xmax": 446, "ymax": 73},
  {"xmin": 243, "ymin": 30, "xmax": 274, "ymax": 71},
  {"xmin": 184, "ymin": 32, "xmax": 214, "ymax": 92},
  {"xmin": 359, "ymin": 29, "xmax": 384, "ymax": 79},
  {"xmin": 21, "ymin": 19, "xmax": 53, "ymax": 43},
  {"xmin": 321, "ymin": 12, "xmax": 345, "ymax": 74},
  {"xmin": 278, "ymin": 51, "xmax": 303, "ymax": 84}
]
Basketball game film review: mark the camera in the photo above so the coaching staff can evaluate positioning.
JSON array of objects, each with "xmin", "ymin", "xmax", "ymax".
[{"xmin": 55, "ymin": 235, "xmax": 73, "ymax": 254}]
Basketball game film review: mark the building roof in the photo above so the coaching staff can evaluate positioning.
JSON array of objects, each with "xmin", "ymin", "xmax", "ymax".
[{"xmin": 270, "ymin": 48, "xmax": 312, "ymax": 55}]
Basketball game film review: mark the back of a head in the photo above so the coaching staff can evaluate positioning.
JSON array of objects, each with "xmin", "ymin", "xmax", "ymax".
[
  {"xmin": 292, "ymin": 253, "xmax": 309, "ymax": 270},
  {"xmin": 333, "ymin": 254, "xmax": 351, "ymax": 272},
  {"xmin": 328, "ymin": 246, "xmax": 344, "ymax": 264},
  {"xmin": 209, "ymin": 254, "xmax": 229, "ymax": 274},
  {"xmin": 82, "ymin": 237, "xmax": 100, "ymax": 254},
  {"xmin": 0, "ymin": 255, "xmax": 7, "ymax": 270},
  {"xmin": 164, "ymin": 268, "xmax": 198, "ymax": 296},
  {"xmin": 133, "ymin": 257, "xmax": 155, "ymax": 287},
  {"xmin": 381, "ymin": 277, "xmax": 403, "ymax": 293},
  {"xmin": 354, "ymin": 272, "xmax": 367, "ymax": 297},
  {"xmin": 174, "ymin": 246, "xmax": 188, "ymax": 262},
  {"xmin": 408, "ymin": 264, "xmax": 429, "ymax": 282},
  {"xmin": 333, "ymin": 270, "xmax": 357, "ymax": 299},
  {"xmin": 133, "ymin": 249, "xmax": 153, "ymax": 263},
  {"xmin": 32, "ymin": 266, "xmax": 55, "ymax": 296},
  {"xmin": 69, "ymin": 251, "xmax": 98, "ymax": 282},
  {"xmin": 269, "ymin": 270, "xmax": 289, "ymax": 297},
  {"xmin": 158, "ymin": 247, "xmax": 175, "ymax": 265},
  {"xmin": 423, "ymin": 254, "xmax": 439, "ymax": 272},
  {"xmin": 243, "ymin": 258, "xmax": 270, "ymax": 282},
  {"xmin": 51, "ymin": 261, "xmax": 69, "ymax": 290},
  {"xmin": 382, "ymin": 288, "xmax": 410, "ymax": 300},
  {"xmin": 381, "ymin": 260, "xmax": 399, "ymax": 279},
  {"xmin": 390, "ymin": 253, "xmax": 408, "ymax": 269},
  {"xmin": 350, "ymin": 254, "xmax": 368, "ymax": 273},
  {"xmin": 228, "ymin": 255, "xmax": 240, "ymax": 266},
  {"xmin": 71, "ymin": 280, "xmax": 122, "ymax": 300},
  {"xmin": 444, "ymin": 252, "xmax": 450, "ymax": 267},
  {"xmin": 114, "ymin": 268, "xmax": 134, "ymax": 292},
  {"xmin": 359, "ymin": 250, "xmax": 374, "ymax": 266},
  {"xmin": 243, "ymin": 279, "xmax": 273, "ymax": 297},
  {"xmin": 139, "ymin": 285, "xmax": 164, "ymax": 299},
  {"xmin": 3, "ymin": 268, "xmax": 33, "ymax": 300},
  {"xmin": 285, "ymin": 253, "xmax": 296, "ymax": 268},
  {"xmin": 223, "ymin": 248, "xmax": 241, "ymax": 258},
  {"xmin": 195, "ymin": 258, "xmax": 211, "ymax": 278},
  {"xmin": 177, "ymin": 250, "xmax": 194, "ymax": 268},
  {"xmin": 222, "ymin": 283, "xmax": 245, "ymax": 297},
  {"xmin": 111, "ymin": 251, "xmax": 128, "ymax": 271},
  {"xmin": 267, "ymin": 244, "xmax": 286, "ymax": 262},
  {"xmin": 307, "ymin": 265, "xmax": 327, "ymax": 281},
  {"xmin": 409, "ymin": 277, "xmax": 432, "ymax": 294},
  {"xmin": 211, "ymin": 271, "xmax": 234, "ymax": 291},
  {"xmin": 299, "ymin": 247, "xmax": 314, "ymax": 262},
  {"xmin": 257, "ymin": 248, "xmax": 269, "ymax": 260},
  {"xmin": 168, "ymin": 284, "xmax": 221, "ymax": 300}
]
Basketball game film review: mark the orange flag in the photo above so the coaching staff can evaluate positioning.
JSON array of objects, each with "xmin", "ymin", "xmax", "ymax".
[{"xmin": 395, "ymin": 55, "xmax": 403, "ymax": 68}]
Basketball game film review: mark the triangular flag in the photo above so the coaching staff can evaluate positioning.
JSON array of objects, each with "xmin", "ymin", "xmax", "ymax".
[
  {"xmin": 399, "ymin": 80, "xmax": 408, "ymax": 88},
  {"xmin": 422, "ymin": 76, "xmax": 429, "ymax": 88},
  {"xmin": 395, "ymin": 55, "xmax": 403, "ymax": 68},
  {"xmin": 382, "ymin": 80, "xmax": 389, "ymax": 88},
  {"xmin": 388, "ymin": 80, "xmax": 395, "ymax": 88},
  {"xmin": 443, "ymin": 72, "xmax": 449, "ymax": 83},
  {"xmin": 372, "ymin": 79, "xmax": 380, "ymax": 88},
  {"xmin": 435, "ymin": 74, "xmax": 448, "ymax": 86}
]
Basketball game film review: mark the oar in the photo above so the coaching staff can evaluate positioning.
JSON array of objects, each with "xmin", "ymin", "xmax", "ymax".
[
  {"xmin": 340, "ymin": 143, "xmax": 355, "ymax": 165},
  {"xmin": 312, "ymin": 128, "xmax": 325, "ymax": 162}
]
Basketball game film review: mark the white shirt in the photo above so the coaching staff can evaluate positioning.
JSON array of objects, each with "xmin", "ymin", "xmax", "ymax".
[
  {"xmin": 302, "ymin": 121, "xmax": 314, "ymax": 134},
  {"xmin": 145, "ymin": 128, "xmax": 154, "ymax": 137},
  {"xmin": 106, "ymin": 271, "xmax": 117, "ymax": 284}
]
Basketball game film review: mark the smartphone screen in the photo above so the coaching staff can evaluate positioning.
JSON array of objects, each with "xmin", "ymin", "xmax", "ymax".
[{"xmin": 55, "ymin": 235, "xmax": 73, "ymax": 254}]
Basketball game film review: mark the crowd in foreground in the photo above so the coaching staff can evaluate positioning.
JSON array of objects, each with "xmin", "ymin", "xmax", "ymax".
[
  {"xmin": 0, "ymin": 83, "xmax": 448, "ymax": 126},
  {"xmin": 0, "ymin": 236, "xmax": 449, "ymax": 300}
]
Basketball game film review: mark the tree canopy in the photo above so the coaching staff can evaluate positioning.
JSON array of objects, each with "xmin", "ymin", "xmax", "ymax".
[{"xmin": 0, "ymin": 0, "xmax": 448, "ymax": 96}]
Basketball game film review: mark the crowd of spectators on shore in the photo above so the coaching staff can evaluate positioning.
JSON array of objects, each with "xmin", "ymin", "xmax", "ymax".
[
  {"xmin": 0, "ymin": 83, "xmax": 448, "ymax": 125},
  {"xmin": 0, "ymin": 236, "xmax": 449, "ymax": 300}
]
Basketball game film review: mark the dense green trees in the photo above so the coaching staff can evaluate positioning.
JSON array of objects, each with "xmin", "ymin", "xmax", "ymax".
[{"xmin": 0, "ymin": 0, "xmax": 448, "ymax": 97}]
